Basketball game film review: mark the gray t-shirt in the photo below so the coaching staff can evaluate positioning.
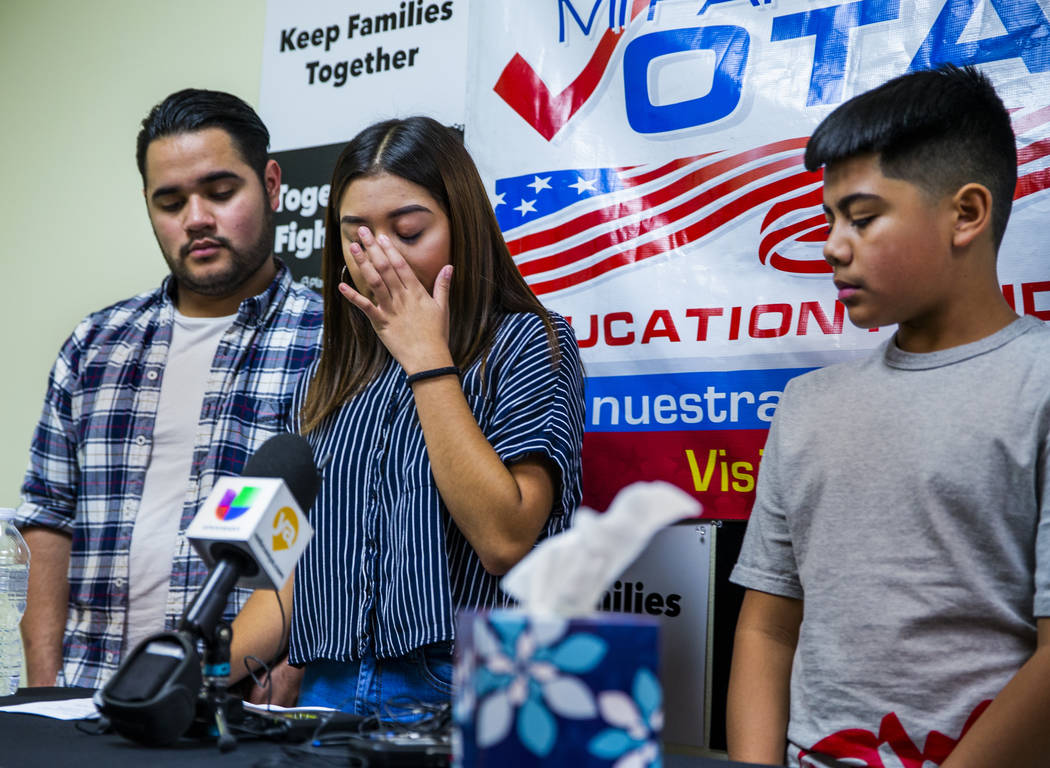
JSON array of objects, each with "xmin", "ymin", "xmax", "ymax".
[{"xmin": 731, "ymin": 315, "xmax": 1050, "ymax": 768}]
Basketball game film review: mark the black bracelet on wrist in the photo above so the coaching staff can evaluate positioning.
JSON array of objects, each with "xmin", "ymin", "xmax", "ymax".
[{"xmin": 406, "ymin": 366, "xmax": 460, "ymax": 386}]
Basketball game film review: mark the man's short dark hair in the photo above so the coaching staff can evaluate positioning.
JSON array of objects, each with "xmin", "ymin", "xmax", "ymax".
[
  {"xmin": 136, "ymin": 88, "xmax": 270, "ymax": 185},
  {"xmin": 804, "ymin": 65, "xmax": 1017, "ymax": 248}
]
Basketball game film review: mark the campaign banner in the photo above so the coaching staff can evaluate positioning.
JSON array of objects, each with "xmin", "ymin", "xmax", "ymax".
[{"xmin": 465, "ymin": 0, "xmax": 1050, "ymax": 519}]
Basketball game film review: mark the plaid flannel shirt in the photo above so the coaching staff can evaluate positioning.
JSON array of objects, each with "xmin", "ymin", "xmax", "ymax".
[{"xmin": 16, "ymin": 262, "xmax": 322, "ymax": 689}]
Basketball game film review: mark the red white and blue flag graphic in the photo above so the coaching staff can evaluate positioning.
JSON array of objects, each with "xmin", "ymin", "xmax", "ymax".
[
  {"xmin": 1015, "ymin": 104, "xmax": 1050, "ymax": 201},
  {"xmin": 495, "ymin": 138, "xmax": 827, "ymax": 295}
]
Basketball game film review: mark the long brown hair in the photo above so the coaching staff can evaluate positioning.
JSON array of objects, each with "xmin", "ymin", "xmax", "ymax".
[{"xmin": 300, "ymin": 116, "xmax": 557, "ymax": 433}]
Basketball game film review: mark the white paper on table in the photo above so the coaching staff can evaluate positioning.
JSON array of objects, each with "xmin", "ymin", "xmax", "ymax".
[{"xmin": 0, "ymin": 697, "xmax": 99, "ymax": 720}]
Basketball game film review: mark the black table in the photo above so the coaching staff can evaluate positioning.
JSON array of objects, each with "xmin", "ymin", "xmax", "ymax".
[
  {"xmin": 0, "ymin": 688, "xmax": 776, "ymax": 767},
  {"xmin": 0, "ymin": 687, "xmax": 280, "ymax": 767}
]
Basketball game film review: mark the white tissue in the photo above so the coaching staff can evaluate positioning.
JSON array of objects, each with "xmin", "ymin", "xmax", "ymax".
[{"xmin": 501, "ymin": 481, "xmax": 701, "ymax": 615}]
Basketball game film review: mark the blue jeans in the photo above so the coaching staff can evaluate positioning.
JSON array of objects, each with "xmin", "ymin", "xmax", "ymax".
[{"xmin": 298, "ymin": 643, "xmax": 454, "ymax": 721}]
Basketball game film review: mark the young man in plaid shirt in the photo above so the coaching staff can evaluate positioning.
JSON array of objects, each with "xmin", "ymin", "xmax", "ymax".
[{"xmin": 15, "ymin": 89, "xmax": 323, "ymax": 690}]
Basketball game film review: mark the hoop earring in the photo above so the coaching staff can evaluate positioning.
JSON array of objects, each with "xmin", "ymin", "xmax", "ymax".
[{"xmin": 339, "ymin": 265, "xmax": 350, "ymax": 285}]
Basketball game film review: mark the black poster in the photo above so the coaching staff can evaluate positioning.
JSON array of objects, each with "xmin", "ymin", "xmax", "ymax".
[{"xmin": 271, "ymin": 141, "xmax": 348, "ymax": 290}]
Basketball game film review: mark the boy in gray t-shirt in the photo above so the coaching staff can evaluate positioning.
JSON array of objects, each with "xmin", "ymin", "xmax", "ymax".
[{"xmin": 727, "ymin": 65, "xmax": 1050, "ymax": 768}]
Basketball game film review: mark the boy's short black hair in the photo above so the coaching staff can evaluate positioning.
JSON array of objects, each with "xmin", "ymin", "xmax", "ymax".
[
  {"xmin": 804, "ymin": 65, "xmax": 1016, "ymax": 248},
  {"xmin": 135, "ymin": 88, "xmax": 270, "ymax": 185}
]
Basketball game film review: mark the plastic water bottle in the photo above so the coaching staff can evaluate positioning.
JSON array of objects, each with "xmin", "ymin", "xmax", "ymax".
[{"xmin": 0, "ymin": 508, "xmax": 30, "ymax": 695}]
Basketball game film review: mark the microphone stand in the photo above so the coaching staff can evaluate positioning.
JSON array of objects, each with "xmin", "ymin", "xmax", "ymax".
[
  {"xmin": 198, "ymin": 621, "xmax": 238, "ymax": 751},
  {"xmin": 97, "ymin": 554, "xmax": 266, "ymax": 750},
  {"xmin": 98, "ymin": 434, "xmax": 320, "ymax": 749},
  {"xmin": 180, "ymin": 557, "xmax": 250, "ymax": 752}
]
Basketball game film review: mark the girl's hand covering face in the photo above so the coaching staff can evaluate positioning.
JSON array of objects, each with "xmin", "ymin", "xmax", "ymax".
[
  {"xmin": 337, "ymin": 172, "xmax": 455, "ymax": 374},
  {"xmin": 339, "ymin": 225, "xmax": 455, "ymax": 374}
]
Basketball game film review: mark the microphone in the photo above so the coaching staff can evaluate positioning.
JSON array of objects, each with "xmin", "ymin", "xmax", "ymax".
[
  {"xmin": 96, "ymin": 433, "xmax": 320, "ymax": 747},
  {"xmin": 181, "ymin": 433, "xmax": 318, "ymax": 637}
]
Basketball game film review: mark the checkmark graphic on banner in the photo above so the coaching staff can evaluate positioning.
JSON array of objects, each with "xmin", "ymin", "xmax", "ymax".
[{"xmin": 493, "ymin": 0, "xmax": 649, "ymax": 141}]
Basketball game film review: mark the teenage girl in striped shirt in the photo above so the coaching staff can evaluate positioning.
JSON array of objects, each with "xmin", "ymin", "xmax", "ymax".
[{"xmin": 230, "ymin": 116, "xmax": 585, "ymax": 717}]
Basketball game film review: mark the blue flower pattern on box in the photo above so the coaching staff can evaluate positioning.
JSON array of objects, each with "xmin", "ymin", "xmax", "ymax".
[
  {"xmin": 587, "ymin": 667, "xmax": 664, "ymax": 768},
  {"xmin": 454, "ymin": 611, "xmax": 662, "ymax": 766}
]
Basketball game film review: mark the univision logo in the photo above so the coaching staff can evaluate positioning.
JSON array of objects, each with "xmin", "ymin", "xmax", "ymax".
[{"xmin": 215, "ymin": 486, "xmax": 259, "ymax": 521}]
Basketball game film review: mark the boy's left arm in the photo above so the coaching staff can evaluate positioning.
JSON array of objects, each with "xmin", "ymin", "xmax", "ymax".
[{"xmin": 942, "ymin": 618, "xmax": 1050, "ymax": 768}]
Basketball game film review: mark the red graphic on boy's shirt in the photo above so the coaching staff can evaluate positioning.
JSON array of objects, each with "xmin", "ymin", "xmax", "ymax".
[{"xmin": 799, "ymin": 700, "xmax": 991, "ymax": 768}]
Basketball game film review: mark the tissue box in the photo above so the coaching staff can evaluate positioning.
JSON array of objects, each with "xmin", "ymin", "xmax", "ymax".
[{"xmin": 453, "ymin": 611, "xmax": 662, "ymax": 766}]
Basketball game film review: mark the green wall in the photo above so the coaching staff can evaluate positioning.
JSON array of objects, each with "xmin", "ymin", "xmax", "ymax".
[{"xmin": 0, "ymin": 1, "xmax": 267, "ymax": 504}]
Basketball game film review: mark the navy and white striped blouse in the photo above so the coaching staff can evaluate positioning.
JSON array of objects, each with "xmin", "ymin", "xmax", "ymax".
[{"xmin": 288, "ymin": 311, "xmax": 585, "ymax": 663}]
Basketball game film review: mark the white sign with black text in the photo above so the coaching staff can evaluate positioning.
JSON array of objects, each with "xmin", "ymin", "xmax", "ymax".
[
  {"xmin": 261, "ymin": 0, "xmax": 471, "ymax": 151},
  {"xmin": 605, "ymin": 522, "xmax": 714, "ymax": 749}
]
